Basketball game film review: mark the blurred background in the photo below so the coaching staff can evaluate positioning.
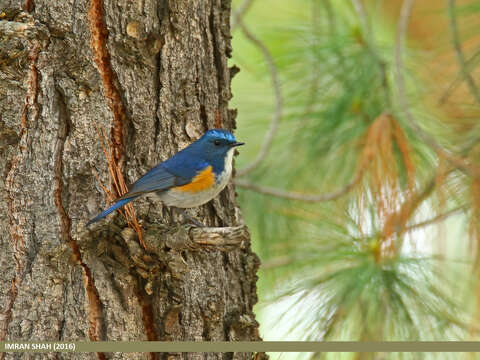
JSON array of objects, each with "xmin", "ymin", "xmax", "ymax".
[{"xmin": 229, "ymin": 0, "xmax": 480, "ymax": 358}]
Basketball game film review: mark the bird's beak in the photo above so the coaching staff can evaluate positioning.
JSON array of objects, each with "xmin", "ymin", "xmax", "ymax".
[{"xmin": 231, "ymin": 142, "xmax": 245, "ymax": 147}]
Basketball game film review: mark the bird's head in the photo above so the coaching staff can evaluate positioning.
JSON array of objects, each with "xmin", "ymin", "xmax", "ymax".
[{"xmin": 195, "ymin": 129, "xmax": 244, "ymax": 163}]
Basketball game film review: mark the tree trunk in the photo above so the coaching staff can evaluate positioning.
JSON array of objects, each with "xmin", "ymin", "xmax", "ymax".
[{"xmin": 0, "ymin": 0, "xmax": 263, "ymax": 359}]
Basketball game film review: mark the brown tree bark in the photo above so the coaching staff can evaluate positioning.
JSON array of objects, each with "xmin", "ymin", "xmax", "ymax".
[{"xmin": 0, "ymin": 0, "xmax": 264, "ymax": 359}]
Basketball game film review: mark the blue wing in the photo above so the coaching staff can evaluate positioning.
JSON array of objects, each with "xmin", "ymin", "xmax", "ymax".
[
  {"xmin": 86, "ymin": 197, "xmax": 136, "ymax": 226},
  {"xmin": 87, "ymin": 146, "xmax": 210, "ymax": 226},
  {"xmin": 161, "ymin": 148, "xmax": 210, "ymax": 180},
  {"xmin": 87, "ymin": 164, "xmax": 185, "ymax": 226},
  {"xmin": 117, "ymin": 163, "xmax": 189, "ymax": 200}
]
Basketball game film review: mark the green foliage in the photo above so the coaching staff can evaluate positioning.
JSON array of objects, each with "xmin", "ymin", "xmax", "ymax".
[
  {"xmin": 284, "ymin": 253, "xmax": 467, "ymax": 342},
  {"xmin": 231, "ymin": 0, "xmax": 480, "ymax": 355}
]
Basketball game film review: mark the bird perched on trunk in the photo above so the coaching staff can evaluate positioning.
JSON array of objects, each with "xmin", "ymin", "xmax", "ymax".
[{"xmin": 87, "ymin": 129, "xmax": 244, "ymax": 226}]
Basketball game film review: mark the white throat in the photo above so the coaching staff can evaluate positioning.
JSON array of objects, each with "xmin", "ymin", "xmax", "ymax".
[{"xmin": 222, "ymin": 148, "xmax": 235, "ymax": 179}]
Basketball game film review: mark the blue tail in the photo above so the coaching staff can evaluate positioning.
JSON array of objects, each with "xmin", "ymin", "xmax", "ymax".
[{"xmin": 86, "ymin": 196, "xmax": 138, "ymax": 226}]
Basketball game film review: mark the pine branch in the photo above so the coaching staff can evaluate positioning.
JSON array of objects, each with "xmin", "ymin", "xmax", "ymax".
[
  {"xmin": 439, "ymin": 49, "xmax": 480, "ymax": 104},
  {"xmin": 394, "ymin": 0, "xmax": 480, "ymax": 179},
  {"xmin": 351, "ymin": 0, "xmax": 392, "ymax": 109},
  {"xmin": 447, "ymin": 0, "xmax": 480, "ymax": 105},
  {"xmin": 234, "ymin": 169, "xmax": 362, "ymax": 202},
  {"xmin": 236, "ymin": 19, "xmax": 283, "ymax": 177},
  {"xmin": 231, "ymin": 0, "xmax": 255, "ymax": 30},
  {"xmin": 405, "ymin": 205, "xmax": 467, "ymax": 232}
]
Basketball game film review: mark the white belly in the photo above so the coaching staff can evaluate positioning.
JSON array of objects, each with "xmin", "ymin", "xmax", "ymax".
[{"xmin": 156, "ymin": 149, "xmax": 234, "ymax": 208}]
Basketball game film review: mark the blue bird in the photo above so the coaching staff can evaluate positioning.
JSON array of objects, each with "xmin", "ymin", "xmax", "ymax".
[{"xmin": 87, "ymin": 129, "xmax": 244, "ymax": 226}]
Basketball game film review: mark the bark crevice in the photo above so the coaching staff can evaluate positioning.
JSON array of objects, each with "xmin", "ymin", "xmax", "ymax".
[
  {"xmin": 1, "ymin": 40, "xmax": 41, "ymax": 343},
  {"xmin": 88, "ymin": 0, "xmax": 128, "ymax": 174},
  {"xmin": 52, "ymin": 86, "xmax": 107, "ymax": 356}
]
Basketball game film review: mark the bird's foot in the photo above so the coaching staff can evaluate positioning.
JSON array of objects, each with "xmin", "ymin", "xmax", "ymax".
[{"xmin": 174, "ymin": 208, "xmax": 205, "ymax": 228}]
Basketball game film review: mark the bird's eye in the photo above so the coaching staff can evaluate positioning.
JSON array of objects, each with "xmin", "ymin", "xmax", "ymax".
[{"xmin": 214, "ymin": 140, "xmax": 221, "ymax": 146}]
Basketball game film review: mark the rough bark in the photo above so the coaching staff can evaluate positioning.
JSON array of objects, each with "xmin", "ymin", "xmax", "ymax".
[{"xmin": 0, "ymin": 0, "xmax": 264, "ymax": 359}]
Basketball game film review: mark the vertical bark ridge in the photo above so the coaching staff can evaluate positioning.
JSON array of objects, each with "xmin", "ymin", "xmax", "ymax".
[
  {"xmin": 88, "ymin": 0, "xmax": 128, "ymax": 174},
  {"xmin": 52, "ymin": 88, "xmax": 106, "ymax": 359},
  {"xmin": 209, "ymin": 0, "xmax": 232, "ymax": 127},
  {"xmin": 134, "ymin": 276, "xmax": 159, "ymax": 360},
  {"xmin": 1, "ymin": 42, "xmax": 40, "ymax": 345},
  {"xmin": 23, "ymin": 0, "xmax": 34, "ymax": 13},
  {"xmin": 153, "ymin": 1, "xmax": 166, "ymax": 154}
]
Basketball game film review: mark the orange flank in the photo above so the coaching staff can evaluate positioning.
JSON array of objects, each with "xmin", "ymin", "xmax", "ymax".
[{"xmin": 176, "ymin": 166, "xmax": 215, "ymax": 193}]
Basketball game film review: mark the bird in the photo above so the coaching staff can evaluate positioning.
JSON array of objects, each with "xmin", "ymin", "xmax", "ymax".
[{"xmin": 86, "ymin": 129, "xmax": 244, "ymax": 226}]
